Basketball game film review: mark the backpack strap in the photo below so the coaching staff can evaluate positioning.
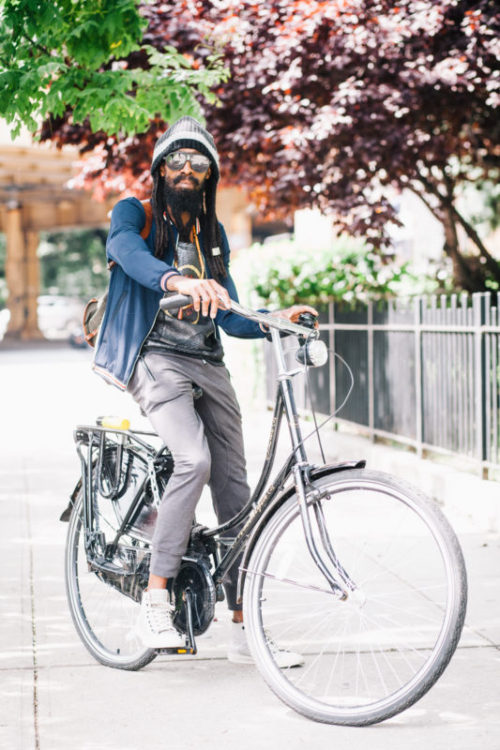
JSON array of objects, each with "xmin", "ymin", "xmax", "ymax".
[
  {"xmin": 107, "ymin": 199, "xmax": 153, "ymax": 271},
  {"xmin": 140, "ymin": 199, "xmax": 153, "ymax": 240}
]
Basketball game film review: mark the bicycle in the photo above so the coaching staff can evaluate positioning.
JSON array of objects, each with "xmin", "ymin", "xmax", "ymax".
[{"xmin": 62, "ymin": 295, "xmax": 467, "ymax": 726}]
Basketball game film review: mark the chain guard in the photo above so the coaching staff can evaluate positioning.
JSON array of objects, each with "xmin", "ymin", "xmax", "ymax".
[
  {"xmin": 88, "ymin": 547, "xmax": 216, "ymax": 637},
  {"xmin": 173, "ymin": 555, "xmax": 216, "ymax": 636}
]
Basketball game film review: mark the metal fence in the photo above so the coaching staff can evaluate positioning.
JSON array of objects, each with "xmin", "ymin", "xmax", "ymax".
[{"xmin": 264, "ymin": 292, "xmax": 500, "ymax": 476}]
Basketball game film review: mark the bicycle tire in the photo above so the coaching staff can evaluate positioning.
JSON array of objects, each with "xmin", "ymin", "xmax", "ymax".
[
  {"xmin": 65, "ymin": 489, "xmax": 156, "ymax": 670},
  {"xmin": 243, "ymin": 468, "xmax": 467, "ymax": 726}
]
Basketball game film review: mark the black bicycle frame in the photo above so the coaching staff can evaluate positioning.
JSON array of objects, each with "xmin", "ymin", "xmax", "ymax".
[{"xmin": 74, "ymin": 305, "xmax": 359, "ymax": 600}]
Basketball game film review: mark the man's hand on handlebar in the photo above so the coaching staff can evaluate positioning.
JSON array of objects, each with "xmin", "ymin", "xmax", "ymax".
[
  {"xmin": 165, "ymin": 276, "xmax": 231, "ymax": 318},
  {"xmin": 274, "ymin": 305, "xmax": 319, "ymax": 327},
  {"xmin": 263, "ymin": 305, "xmax": 319, "ymax": 331}
]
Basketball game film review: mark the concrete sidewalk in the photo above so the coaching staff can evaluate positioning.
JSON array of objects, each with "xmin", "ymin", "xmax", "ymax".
[{"xmin": 1, "ymin": 342, "xmax": 500, "ymax": 750}]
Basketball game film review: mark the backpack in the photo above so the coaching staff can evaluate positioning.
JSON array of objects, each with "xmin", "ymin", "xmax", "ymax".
[{"xmin": 83, "ymin": 200, "xmax": 153, "ymax": 347}]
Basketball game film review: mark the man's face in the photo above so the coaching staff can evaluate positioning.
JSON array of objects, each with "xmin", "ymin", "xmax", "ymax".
[{"xmin": 160, "ymin": 148, "xmax": 211, "ymax": 192}]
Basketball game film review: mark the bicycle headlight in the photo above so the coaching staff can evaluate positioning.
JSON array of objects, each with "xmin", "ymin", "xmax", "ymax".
[{"xmin": 296, "ymin": 339, "xmax": 328, "ymax": 367}]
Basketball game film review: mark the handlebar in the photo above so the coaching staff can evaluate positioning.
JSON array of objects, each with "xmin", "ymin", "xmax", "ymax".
[{"xmin": 159, "ymin": 294, "xmax": 319, "ymax": 339}]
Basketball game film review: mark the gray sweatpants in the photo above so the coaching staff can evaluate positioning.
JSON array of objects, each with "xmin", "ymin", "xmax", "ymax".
[{"xmin": 127, "ymin": 350, "xmax": 250, "ymax": 610}]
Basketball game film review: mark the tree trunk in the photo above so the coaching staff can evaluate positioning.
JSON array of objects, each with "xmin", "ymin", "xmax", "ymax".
[
  {"xmin": 451, "ymin": 205, "xmax": 500, "ymax": 283},
  {"xmin": 441, "ymin": 208, "xmax": 486, "ymax": 293},
  {"xmin": 412, "ymin": 173, "xmax": 500, "ymax": 293}
]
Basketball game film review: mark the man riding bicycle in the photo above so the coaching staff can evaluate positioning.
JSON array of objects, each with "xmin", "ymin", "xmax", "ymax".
[{"xmin": 93, "ymin": 116, "xmax": 315, "ymax": 665}]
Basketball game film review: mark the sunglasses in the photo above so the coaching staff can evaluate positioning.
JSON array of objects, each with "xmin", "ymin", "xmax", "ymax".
[{"xmin": 165, "ymin": 150, "xmax": 211, "ymax": 173}]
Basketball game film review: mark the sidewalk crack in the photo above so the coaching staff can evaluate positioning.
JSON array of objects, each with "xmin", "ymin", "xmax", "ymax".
[{"xmin": 26, "ymin": 500, "xmax": 41, "ymax": 750}]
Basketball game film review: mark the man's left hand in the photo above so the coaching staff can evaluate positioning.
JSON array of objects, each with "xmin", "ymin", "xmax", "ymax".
[{"xmin": 272, "ymin": 305, "xmax": 319, "ymax": 327}]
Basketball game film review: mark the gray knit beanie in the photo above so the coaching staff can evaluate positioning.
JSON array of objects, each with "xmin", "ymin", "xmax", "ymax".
[{"xmin": 151, "ymin": 116, "xmax": 220, "ymax": 179}]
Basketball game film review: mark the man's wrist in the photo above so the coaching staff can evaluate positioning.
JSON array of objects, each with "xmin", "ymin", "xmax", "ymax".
[{"xmin": 161, "ymin": 271, "xmax": 181, "ymax": 292}]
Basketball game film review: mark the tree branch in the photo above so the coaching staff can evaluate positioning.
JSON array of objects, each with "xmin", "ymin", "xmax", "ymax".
[
  {"xmin": 22, "ymin": 33, "xmax": 52, "ymax": 59},
  {"xmin": 415, "ymin": 168, "xmax": 499, "ymax": 275},
  {"xmin": 407, "ymin": 181, "xmax": 443, "ymax": 224},
  {"xmin": 451, "ymin": 204, "xmax": 500, "ymax": 273}
]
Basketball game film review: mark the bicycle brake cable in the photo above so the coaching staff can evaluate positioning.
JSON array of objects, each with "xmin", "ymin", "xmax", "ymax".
[
  {"xmin": 284, "ymin": 344, "xmax": 355, "ymax": 467},
  {"xmin": 302, "ymin": 333, "xmax": 326, "ymax": 464}
]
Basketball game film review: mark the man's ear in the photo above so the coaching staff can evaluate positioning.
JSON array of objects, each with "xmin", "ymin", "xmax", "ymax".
[{"xmin": 159, "ymin": 163, "xmax": 166, "ymax": 177}]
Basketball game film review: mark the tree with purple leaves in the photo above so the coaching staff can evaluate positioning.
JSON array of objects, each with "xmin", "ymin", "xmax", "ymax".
[{"xmin": 31, "ymin": 1, "xmax": 500, "ymax": 291}]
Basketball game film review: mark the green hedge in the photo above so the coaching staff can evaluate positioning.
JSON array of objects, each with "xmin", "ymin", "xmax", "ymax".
[{"xmin": 238, "ymin": 236, "xmax": 421, "ymax": 308}]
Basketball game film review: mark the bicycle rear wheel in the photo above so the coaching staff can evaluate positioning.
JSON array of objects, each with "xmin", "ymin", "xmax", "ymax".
[
  {"xmin": 65, "ymin": 490, "xmax": 156, "ymax": 670},
  {"xmin": 243, "ymin": 469, "xmax": 467, "ymax": 726}
]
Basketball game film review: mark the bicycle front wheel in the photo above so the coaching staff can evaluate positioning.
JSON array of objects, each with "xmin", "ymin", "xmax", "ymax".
[
  {"xmin": 65, "ymin": 491, "xmax": 156, "ymax": 670},
  {"xmin": 243, "ymin": 469, "xmax": 467, "ymax": 726}
]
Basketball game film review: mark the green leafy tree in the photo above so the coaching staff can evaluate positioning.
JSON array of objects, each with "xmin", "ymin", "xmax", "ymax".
[{"xmin": 0, "ymin": 0, "xmax": 227, "ymax": 138}]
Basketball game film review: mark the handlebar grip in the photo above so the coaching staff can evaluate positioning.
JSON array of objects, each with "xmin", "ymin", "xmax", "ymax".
[
  {"xmin": 297, "ymin": 312, "xmax": 318, "ymax": 329},
  {"xmin": 159, "ymin": 293, "xmax": 193, "ymax": 311}
]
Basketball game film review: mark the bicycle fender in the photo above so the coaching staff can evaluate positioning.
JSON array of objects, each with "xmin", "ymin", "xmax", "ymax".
[
  {"xmin": 236, "ymin": 460, "xmax": 365, "ymax": 604},
  {"xmin": 306, "ymin": 460, "xmax": 365, "ymax": 482},
  {"xmin": 60, "ymin": 478, "xmax": 82, "ymax": 522}
]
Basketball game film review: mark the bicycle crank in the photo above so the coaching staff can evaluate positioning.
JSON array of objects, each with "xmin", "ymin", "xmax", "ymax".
[{"xmin": 155, "ymin": 588, "xmax": 197, "ymax": 656}]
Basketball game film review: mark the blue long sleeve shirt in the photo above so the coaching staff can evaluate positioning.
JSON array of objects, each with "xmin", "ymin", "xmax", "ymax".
[{"xmin": 93, "ymin": 197, "xmax": 265, "ymax": 390}]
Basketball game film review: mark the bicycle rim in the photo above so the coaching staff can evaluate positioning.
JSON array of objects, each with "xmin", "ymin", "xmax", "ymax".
[
  {"xmin": 65, "ymin": 492, "xmax": 156, "ymax": 670},
  {"xmin": 243, "ymin": 469, "xmax": 467, "ymax": 726}
]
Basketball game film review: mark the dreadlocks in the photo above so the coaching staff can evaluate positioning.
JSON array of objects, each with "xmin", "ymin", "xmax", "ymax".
[{"xmin": 151, "ymin": 168, "xmax": 226, "ymax": 282}]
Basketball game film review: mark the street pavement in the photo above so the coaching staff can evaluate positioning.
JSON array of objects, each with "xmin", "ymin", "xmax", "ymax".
[{"xmin": 1, "ymin": 339, "xmax": 499, "ymax": 750}]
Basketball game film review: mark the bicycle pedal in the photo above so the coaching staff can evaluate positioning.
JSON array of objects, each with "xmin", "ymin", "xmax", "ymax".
[{"xmin": 155, "ymin": 646, "xmax": 197, "ymax": 655}]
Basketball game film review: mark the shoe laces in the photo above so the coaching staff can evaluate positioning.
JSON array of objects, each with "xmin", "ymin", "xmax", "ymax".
[
  {"xmin": 264, "ymin": 630, "xmax": 295, "ymax": 656},
  {"xmin": 146, "ymin": 598, "xmax": 175, "ymax": 634}
]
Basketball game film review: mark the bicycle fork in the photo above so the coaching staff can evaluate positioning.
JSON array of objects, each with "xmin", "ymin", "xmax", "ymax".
[
  {"xmin": 271, "ymin": 327, "xmax": 357, "ymax": 600},
  {"xmin": 292, "ymin": 465, "xmax": 357, "ymax": 599}
]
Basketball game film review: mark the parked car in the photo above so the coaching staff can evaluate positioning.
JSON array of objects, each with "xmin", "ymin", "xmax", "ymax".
[
  {"xmin": 68, "ymin": 324, "xmax": 88, "ymax": 349},
  {"xmin": 37, "ymin": 295, "xmax": 85, "ymax": 340},
  {"xmin": 0, "ymin": 308, "xmax": 10, "ymax": 340}
]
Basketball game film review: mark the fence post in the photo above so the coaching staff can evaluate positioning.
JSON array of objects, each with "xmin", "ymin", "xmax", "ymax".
[
  {"xmin": 473, "ymin": 293, "xmax": 488, "ymax": 476},
  {"xmin": 329, "ymin": 301, "xmax": 336, "ymax": 425},
  {"xmin": 367, "ymin": 299, "xmax": 374, "ymax": 440},
  {"xmin": 414, "ymin": 296, "xmax": 424, "ymax": 458}
]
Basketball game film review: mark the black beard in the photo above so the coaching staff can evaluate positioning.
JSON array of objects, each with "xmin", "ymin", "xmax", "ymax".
[{"xmin": 162, "ymin": 178, "xmax": 204, "ymax": 241}]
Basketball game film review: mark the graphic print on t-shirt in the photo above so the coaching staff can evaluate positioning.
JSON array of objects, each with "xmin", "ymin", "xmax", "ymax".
[
  {"xmin": 166, "ymin": 239, "xmax": 205, "ymax": 324},
  {"xmin": 144, "ymin": 232, "xmax": 224, "ymax": 363}
]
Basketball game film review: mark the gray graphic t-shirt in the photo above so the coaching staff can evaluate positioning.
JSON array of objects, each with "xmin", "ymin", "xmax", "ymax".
[{"xmin": 144, "ymin": 239, "xmax": 224, "ymax": 363}]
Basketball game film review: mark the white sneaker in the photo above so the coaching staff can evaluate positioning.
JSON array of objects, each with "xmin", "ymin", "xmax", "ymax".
[
  {"xmin": 136, "ymin": 589, "xmax": 185, "ymax": 649},
  {"xmin": 227, "ymin": 622, "xmax": 304, "ymax": 669}
]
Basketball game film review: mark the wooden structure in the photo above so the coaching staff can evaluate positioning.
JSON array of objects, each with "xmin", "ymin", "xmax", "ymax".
[{"xmin": 0, "ymin": 143, "xmax": 114, "ymax": 339}]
